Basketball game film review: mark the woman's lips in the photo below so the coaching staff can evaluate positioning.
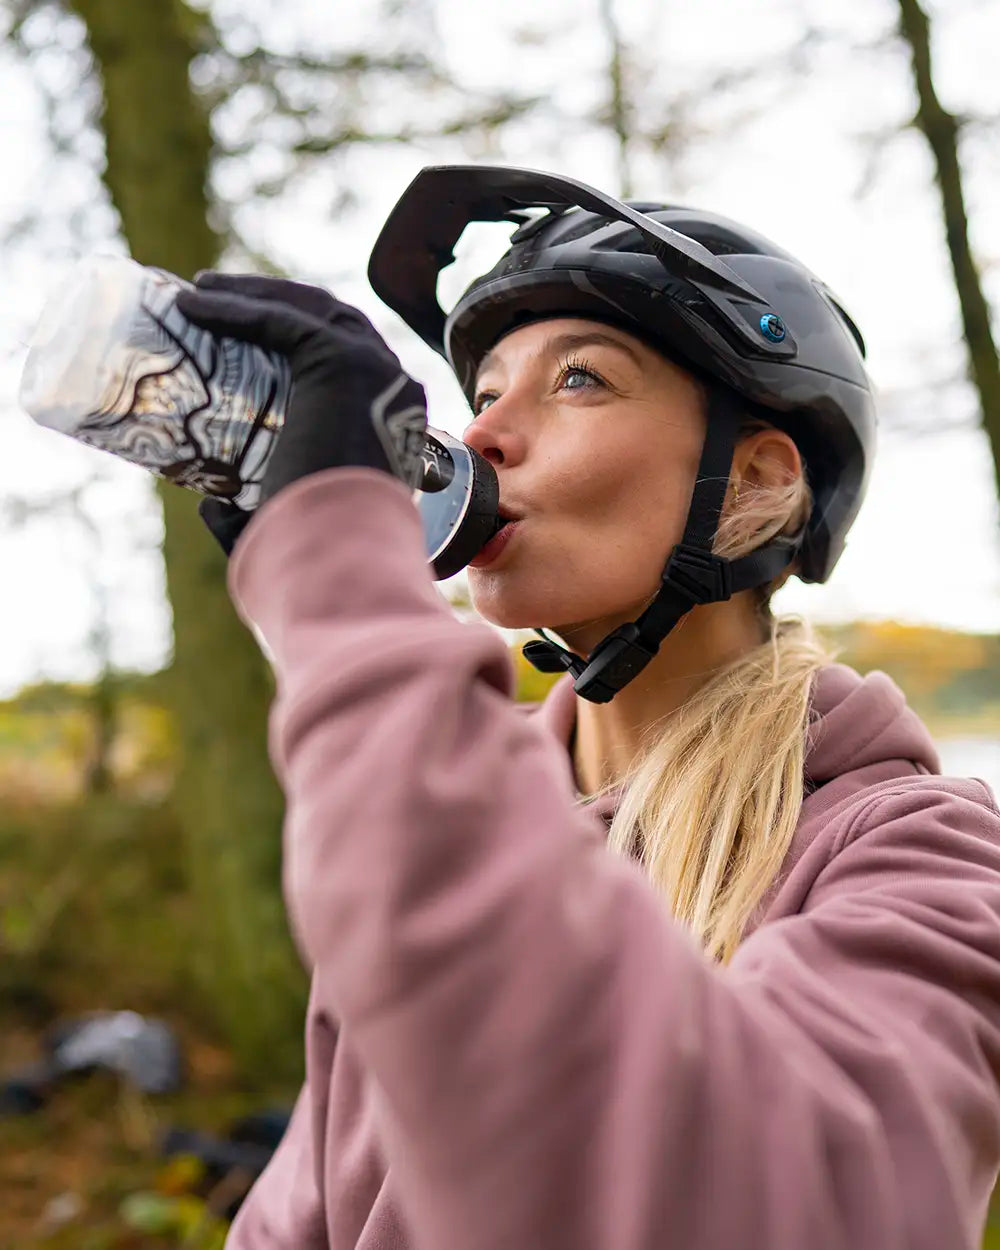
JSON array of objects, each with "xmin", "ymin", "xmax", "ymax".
[{"xmin": 468, "ymin": 520, "xmax": 520, "ymax": 568}]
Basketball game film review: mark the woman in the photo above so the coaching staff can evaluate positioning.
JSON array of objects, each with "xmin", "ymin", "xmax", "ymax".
[{"xmin": 178, "ymin": 165, "xmax": 1000, "ymax": 1250}]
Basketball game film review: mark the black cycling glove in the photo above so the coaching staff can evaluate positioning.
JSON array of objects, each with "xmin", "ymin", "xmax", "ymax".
[{"xmin": 176, "ymin": 273, "xmax": 428, "ymax": 556}]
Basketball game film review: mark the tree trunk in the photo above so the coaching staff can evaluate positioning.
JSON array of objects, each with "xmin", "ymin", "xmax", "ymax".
[
  {"xmin": 65, "ymin": 0, "xmax": 306, "ymax": 1085},
  {"xmin": 85, "ymin": 655, "xmax": 115, "ymax": 794},
  {"xmin": 896, "ymin": 0, "xmax": 1000, "ymax": 509}
]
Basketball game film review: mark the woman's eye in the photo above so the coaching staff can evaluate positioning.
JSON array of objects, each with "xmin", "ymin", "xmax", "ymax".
[
  {"xmin": 563, "ymin": 367, "xmax": 595, "ymax": 390},
  {"xmin": 473, "ymin": 391, "xmax": 498, "ymax": 416},
  {"xmin": 472, "ymin": 360, "xmax": 605, "ymax": 413},
  {"xmin": 558, "ymin": 360, "xmax": 604, "ymax": 394}
]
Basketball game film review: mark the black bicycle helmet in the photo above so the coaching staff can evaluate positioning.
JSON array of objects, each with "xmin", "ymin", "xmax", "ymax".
[{"xmin": 368, "ymin": 165, "xmax": 876, "ymax": 703}]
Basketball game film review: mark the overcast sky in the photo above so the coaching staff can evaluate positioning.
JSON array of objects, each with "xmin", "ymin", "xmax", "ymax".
[{"xmin": 1, "ymin": 0, "xmax": 999, "ymax": 698}]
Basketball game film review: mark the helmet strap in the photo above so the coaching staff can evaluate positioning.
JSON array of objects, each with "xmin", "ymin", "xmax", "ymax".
[{"xmin": 522, "ymin": 386, "xmax": 802, "ymax": 704}]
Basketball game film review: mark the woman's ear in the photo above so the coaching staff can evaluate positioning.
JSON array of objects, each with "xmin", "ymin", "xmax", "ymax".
[{"xmin": 729, "ymin": 428, "xmax": 802, "ymax": 495}]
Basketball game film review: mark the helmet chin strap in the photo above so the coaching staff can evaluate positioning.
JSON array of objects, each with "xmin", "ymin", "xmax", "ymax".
[{"xmin": 521, "ymin": 386, "xmax": 802, "ymax": 704}]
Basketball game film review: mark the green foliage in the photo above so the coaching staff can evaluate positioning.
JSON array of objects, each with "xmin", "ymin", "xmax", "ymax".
[
  {"xmin": 0, "ymin": 776, "xmax": 297, "ymax": 1245},
  {"xmin": 0, "ymin": 677, "xmax": 306, "ymax": 1082},
  {"xmin": 0, "ymin": 794, "xmax": 192, "ymax": 1021},
  {"xmin": 0, "ymin": 679, "xmax": 176, "ymax": 804},
  {"xmin": 119, "ymin": 1192, "xmax": 227, "ymax": 1245},
  {"xmin": 822, "ymin": 620, "xmax": 1000, "ymax": 734}
]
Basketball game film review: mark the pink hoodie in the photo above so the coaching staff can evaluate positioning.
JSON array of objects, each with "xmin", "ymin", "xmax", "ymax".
[{"xmin": 225, "ymin": 468, "xmax": 1000, "ymax": 1250}]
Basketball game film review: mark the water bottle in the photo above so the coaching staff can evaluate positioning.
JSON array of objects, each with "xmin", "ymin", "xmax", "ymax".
[
  {"xmin": 19, "ymin": 256, "xmax": 291, "ymax": 510},
  {"xmin": 18, "ymin": 256, "xmax": 499, "ymax": 577}
]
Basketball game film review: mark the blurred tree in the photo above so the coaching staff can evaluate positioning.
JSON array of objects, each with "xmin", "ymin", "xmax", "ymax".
[
  {"xmin": 1, "ymin": 0, "xmax": 541, "ymax": 1083},
  {"xmin": 895, "ymin": 0, "xmax": 1000, "ymax": 515},
  {"xmin": 53, "ymin": 0, "xmax": 306, "ymax": 1084}
]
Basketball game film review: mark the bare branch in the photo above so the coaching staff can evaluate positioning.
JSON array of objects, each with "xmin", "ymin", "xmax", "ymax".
[
  {"xmin": 218, "ymin": 95, "xmax": 542, "ymax": 166},
  {"xmin": 878, "ymin": 372, "xmax": 979, "ymax": 437},
  {"xmin": 962, "ymin": 110, "xmax": 1000, "ymax": 138},
  {"xmin": 234, "ymin": 47, "xmax": 440, "ymax": 82},
  {"xmin": 852, "ymin": 123, "xmax": 909, "ymax": 200},
  {"xmin": 896, "ymin": 0, "xmax": 1000, "ymax": 507},
  {"xmin": 597, "ymin": 0, "xmax": 633, "ymax": 198}
]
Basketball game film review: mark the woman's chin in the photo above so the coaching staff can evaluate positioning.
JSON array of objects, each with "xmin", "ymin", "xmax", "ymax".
[
  {"xmin": 470, "ymin": 600, "xmax": 539, "ymax": 631},
  {"xmin": 468, "ymin": 578, "xmax": 555, "ymax": 631},
  {"xmin": 469, "ymin": 595, "xmax": 600, "ymax": 639},
  {"xmin": 469, "ymin": 575, "xmax": 653, "ymax": 645}
]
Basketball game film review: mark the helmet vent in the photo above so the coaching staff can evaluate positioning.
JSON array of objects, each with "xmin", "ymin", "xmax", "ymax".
[
  {"xmin": 549, "ymin": 215, "xmax": 608, "ymax": 247},
  {"xmin": 593, "ymin": 225, "xmax": 657, "ymax": 255},
  {"xmin": 820, "ymin": 288, "xmax": 867, "ymax": 358}
]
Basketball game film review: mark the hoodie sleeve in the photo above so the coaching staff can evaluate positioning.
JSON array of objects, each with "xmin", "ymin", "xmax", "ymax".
[{"xmin": 230, "ymin": 467, "xmax": 1000, "ymax": 1250}]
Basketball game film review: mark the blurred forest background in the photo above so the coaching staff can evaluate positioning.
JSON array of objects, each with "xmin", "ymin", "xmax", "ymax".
[{"xmin": 1, "ymin": 0, "xmax": 1000, "ymax": 1246}]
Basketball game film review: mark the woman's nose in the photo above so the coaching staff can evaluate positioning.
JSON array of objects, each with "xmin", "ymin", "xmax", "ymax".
[{"xmin": 462, "ymin": 399, "xmax": 529, "ymax": 469}]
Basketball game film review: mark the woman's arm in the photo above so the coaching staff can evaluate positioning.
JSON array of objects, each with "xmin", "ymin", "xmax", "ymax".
[{"xmin": 232, "ymin": 467, "xmax": 1000, "ymax": 1250}]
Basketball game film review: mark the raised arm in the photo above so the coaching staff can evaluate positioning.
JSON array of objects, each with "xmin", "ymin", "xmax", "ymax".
[{"xmin": 230, "ymin": 467, "xmax": 1000, "ymax": 1250}]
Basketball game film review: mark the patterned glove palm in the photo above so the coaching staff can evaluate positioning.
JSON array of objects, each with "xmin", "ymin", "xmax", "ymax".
[{"xmin": 176, "ymin": 273, "xmax": 428, "ymax": 556}]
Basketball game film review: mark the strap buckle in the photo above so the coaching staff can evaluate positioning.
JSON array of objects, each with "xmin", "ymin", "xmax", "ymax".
[
  {"xmin": 521, "ymin": 638, "xmax": 583, "ymax": 676},
  {"xmin": 522, "ymin": 627, "xmax": 656, "ymax": 704},
  {"xmin": 572, "ymin": 625, "xmax": 657, "ymax": 705},
  {"xmin": 660, "ymin": 543, "xmax": 733, "ymax": 607}
]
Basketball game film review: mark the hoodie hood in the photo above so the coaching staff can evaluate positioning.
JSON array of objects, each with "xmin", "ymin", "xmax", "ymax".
[
  {"xmin": 535, "ymin": 663, "xmax": 940, "ymax": 797},
  {"xmin": 807, "ymin": 663, "xmax": 940, "ymax": 784}
]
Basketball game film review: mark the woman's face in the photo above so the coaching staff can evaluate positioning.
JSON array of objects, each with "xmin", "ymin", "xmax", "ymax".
[{"xmin": 462, "ymin": 317, "xmax": 706, "ymax": 648}]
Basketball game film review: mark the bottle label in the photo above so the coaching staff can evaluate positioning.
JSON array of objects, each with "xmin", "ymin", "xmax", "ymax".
[{"xmin": 70, "ymin": 267, "xmax": 289, "ymax": 511}]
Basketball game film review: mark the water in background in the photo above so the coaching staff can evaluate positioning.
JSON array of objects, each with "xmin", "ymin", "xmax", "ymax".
[{"xmin": 937, "ymin": 738, "xmax": 1000, "ymax": 800}]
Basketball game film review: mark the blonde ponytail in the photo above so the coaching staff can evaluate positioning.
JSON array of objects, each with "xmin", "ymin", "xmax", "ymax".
[{"xmin": 605, "ymin": 434, "xmax": 832, "ymax": 963}]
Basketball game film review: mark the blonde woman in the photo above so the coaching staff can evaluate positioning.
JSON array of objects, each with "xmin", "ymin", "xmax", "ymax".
[{"xmin": 178, "ymin": 166, "xmax": 1000, "ymax": 1250}]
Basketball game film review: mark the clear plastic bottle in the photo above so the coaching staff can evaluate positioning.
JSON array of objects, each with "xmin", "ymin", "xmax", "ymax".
[
  {"xmin": 19, "ymin": 255, "xmax": 291, "ymax": 511},
  {"xmin": 18, "ymin": 255, "xmax": 501, "ymax": 576}
]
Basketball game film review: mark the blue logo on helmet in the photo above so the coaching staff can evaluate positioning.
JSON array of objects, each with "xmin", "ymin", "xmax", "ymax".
[{"xmin": 760, "ymin": 314, "xmax": 786, "ymax": 342}]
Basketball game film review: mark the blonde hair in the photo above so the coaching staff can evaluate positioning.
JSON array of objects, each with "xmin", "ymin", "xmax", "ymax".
[{"xmin": 605, "ymin": 425, "xmax": 832, "ymax": 963}]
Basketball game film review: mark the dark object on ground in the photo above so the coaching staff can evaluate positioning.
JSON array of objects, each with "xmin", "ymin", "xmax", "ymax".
[
  {"xmin": 0, "ymin": 1060, "xmax": 50, "ymax": 1114},
  {"xmin": 160, "ymin": 1107, "xmax": 292, "ymax": 1218},
  {"xmin": 159, "ymin": 1127, "xmax": 274, "ymax": 1179},
  {"xmin": 0, "ymin": 1011, "xmax": 183, "ymax": 1115},
  {"xmin": 227, "ymin": 1107, "xmax": 292, "ymax": 1152}
]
